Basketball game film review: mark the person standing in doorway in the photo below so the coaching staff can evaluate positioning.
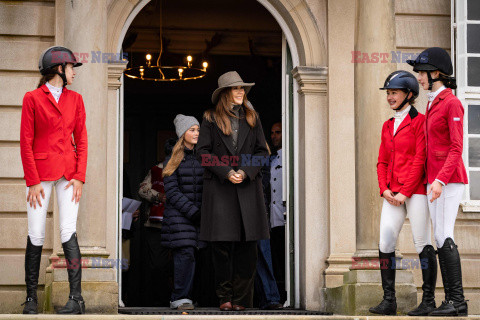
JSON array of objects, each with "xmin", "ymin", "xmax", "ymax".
[
  {"xmin": 267, "ymin": 122, "xmax": 287, "ymax": 304},
  {"xmin": 254, "ymin": 137, "xmax": 282, "ymax": 310},
  {"xmin": 20, "ymin": 46, "xmax": 88, "ymax": 314},
  {"xmin": 197, "ymin": 71, "xmax": 269, "ymax": 311},
  {"xmin": 136, "ymin": 138, "xmax": 176, "ymax": 307},
  {"xmin": 162, "ymin": 115, "xmax": 204, "ymax": 310},
  {"xmin": 408, "ymin": 47, "xmax": 469, "ymax": 316},
  {"xmin": 370, "ymin": 71, "xmax": 435, "ymax": 316}
]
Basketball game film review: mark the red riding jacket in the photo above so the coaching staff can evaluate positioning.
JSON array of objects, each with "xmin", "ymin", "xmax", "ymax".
[
  {"xmin": 20, "ymin": 85, "xmax": 88, "ymax": 187},
  {"xmin": 377, "ymin": 106, "xmax": 426, "ymax": 197},
  {"xmin": 424, "ymin": 88, "xmax": 468, "ymax": 185}
]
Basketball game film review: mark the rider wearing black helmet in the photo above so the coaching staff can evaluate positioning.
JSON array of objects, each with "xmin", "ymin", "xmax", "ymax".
[
  {"xmin": 370, "ymin": 70, "xmax": 434, "ymax": 316},
  {"xmin": 38, "ymin": 46, "xmax": 82, "ymax": 87},
  {"xmin": 20, "ymin": 46, "xmax": 87, "ymax": 315},
  {"xmin": 407, "ymin": 47, "xmax": 456, "ymax": 90},
  {"xmin": 408, "ymin": 47, "xmax": 468, "ymax": 317}
]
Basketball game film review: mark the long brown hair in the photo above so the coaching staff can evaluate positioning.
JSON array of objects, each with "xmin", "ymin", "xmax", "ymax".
[
  {"xmin": 204, "ymin": 88, "xmax": 258, "ymax": 135},
  {"xmin": 162, "ymin": 136, "xmax": 186, "ymax": 177},
  {"xmin": 37, "ymin": 73, "xmax": 56, "ymax": 88}
]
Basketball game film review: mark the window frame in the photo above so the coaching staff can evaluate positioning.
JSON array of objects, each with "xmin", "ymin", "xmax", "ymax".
[{"xmin": 455, "ymin": 0, "xmax": 480, "ymax": 211}]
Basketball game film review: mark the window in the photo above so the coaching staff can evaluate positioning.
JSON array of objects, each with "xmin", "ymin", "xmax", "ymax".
[{"xmin": 455, "ymin": 0, "xmax": 480, "ymax": 210}]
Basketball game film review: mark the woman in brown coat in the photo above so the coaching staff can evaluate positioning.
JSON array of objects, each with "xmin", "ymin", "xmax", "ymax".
[{"xmin": 196, "ymin": 71, "xmax": 269, "ymax": 310}]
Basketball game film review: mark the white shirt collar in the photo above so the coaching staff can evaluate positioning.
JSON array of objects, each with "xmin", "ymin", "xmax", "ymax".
[
  {"xmin": 45, "ymin": 81, "xmax": 63, "ymax": 94},
  {"xmin": 427, "ymin": 85, "xmax": 446, "ymax": 102},
  {"xmin": 393, "ymin": 105, "xmax": 411, "ymax": 119}
]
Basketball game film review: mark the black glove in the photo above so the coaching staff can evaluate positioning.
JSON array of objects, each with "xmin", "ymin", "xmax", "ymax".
[{"xmin": 190, "ymin": 210, "xmax": 201, "ymax": 225}]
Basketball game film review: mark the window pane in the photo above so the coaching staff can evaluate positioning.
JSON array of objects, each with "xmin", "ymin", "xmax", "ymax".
[
  {"xmin": 468, "ymin": 57, "xmax": 480, "ymax": 86},
  {"xmin": 470, "ymin": 171, "xmax": 480, "ymax": 200},
  {"xmin": 468, "ymin": 25, "xmax": 480, "ymax": 53},
  {"xmin": 469, "ymin": 138, "xmax": 480, "ymax": 167},
  {"xmin": 469, "ymin": 105, "xmax": 480, "ymax": 134},
  {"xmin": 468, "ymin": 0, "xmax": 480, "ymax": 20}
]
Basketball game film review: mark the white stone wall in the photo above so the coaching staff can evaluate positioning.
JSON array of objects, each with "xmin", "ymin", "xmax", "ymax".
[{"xmin": 0, "ymin": 0, "xmax": 56, "ymax": 313}]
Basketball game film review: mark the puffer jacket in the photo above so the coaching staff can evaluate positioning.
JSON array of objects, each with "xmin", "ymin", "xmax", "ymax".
[{"xmin": 161, "ymin": 147, "xmax": 204, "ymax": 248}]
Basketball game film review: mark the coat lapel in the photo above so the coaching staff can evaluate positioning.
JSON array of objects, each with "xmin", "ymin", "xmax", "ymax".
[
  {"xmin": 427, "ymin": 88, "xmax": 451, "ymax": 117},
  {"xmin": 41, "ymin": 84, "xmax": 62, "ymax": 114},
  {"xmin": 387, "ymin": 118, "xmax": 394, "ymax": 137},
  {"xmin": 394, "ymin": 114, "xmax": 411, "ymax": 137},
  {"xmin": 236, "ymin": 114, "xmax": 251, "ymax": 154},
  {"xmin": 214, "ymin": 124, "xmax": 236, "ymax": 155}
]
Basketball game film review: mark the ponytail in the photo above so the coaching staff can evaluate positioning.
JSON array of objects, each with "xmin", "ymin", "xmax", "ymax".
[
  {"xmin": 37, "ymin": 73, "xmax": 56, "ymax": 88},
  {"xmin": 439, "ymin": 73, "xmax": 457, "ymax": 89}
]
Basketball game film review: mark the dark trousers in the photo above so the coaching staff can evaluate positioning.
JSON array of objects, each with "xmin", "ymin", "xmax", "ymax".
[
  {"xmin": 211, "ymin": 241, "xmax": 257, "ymax": 307},
  {"xmin": 254, "ymin": 239, "xmax": 281, "ymax": 308},
  {"xmin": 143, "ymin": 227, "xmax": 173, "ymax": 307},
  {"xmin": 171, "ymin": 246, "xmax": 196, "ymax": 302},
  {"xmin": 270, "ymin": 226, "xmax": 286, "ymax": 303}
]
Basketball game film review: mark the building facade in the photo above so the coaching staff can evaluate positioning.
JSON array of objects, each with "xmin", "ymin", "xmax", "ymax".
[{"xmin": 0, "ymin": 0, "xmax": 479, "ymax": 315}]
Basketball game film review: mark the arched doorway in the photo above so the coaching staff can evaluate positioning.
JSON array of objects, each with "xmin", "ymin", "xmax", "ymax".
[{"xmin": 106, "ymin": 0, "xmax": 329, "ymax": 311}]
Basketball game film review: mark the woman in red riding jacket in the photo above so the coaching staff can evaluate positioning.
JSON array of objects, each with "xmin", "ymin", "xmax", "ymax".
[
  {"xmin": 408, "ymin": 47, "xmax": 468, "ymax": 316},
  {"xmin": 370, "ymin": 71, "xmax": 436, "ymax": 316},
  {"xmin": 20, "ymin": 46, "xmax": 87, "ymax": 315}
]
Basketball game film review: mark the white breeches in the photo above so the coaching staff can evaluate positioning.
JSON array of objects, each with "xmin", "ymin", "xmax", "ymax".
[
  {"xmin": 26, "ymin": 177, "xmax": 79, "ymax": 246},
  {"xmin": 427, "ymin": 183, "xmax": 464, "ymax": 248},
  {"xmin": 379, "ymin": 194, "xmax": 432, "ymax": 254}
]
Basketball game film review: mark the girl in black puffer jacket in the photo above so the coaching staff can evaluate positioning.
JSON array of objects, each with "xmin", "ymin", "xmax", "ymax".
[{"xmin": 162, "ymin": 114, "xmax": 204, "ymax": 310}]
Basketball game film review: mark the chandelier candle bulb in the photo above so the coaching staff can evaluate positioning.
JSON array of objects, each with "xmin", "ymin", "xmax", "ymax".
[
  {"xmin": 146, "ymin": 54, "xmax": 152, "ymax": 67},
  {"xmin": 202, "ymin": 61, "xmax": 208, "ymax": 71},
  {"xmin": 187, "ymin": 55, "xmax": 193, "ymax": 67}
]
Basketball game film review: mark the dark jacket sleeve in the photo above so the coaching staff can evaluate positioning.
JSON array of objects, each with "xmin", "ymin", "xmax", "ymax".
[
  {"xmin": 196, "ymin": 118, "xmax": 234, "ymax": 182},
  {"xmin": 238, "ymin": 117, "xmax": 269, "ymax": 181},
  {"xmin": 163, "ymin": 159, "xmax": 199, "ymax": 220}
]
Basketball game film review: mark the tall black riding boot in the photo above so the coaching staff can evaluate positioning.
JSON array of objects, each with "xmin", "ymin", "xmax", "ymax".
[
  {"xmin": 369, "ymin": 250, "xmax": 397, "ymax": 315},
  {"xmin": 22, "ymin": 237, "xmax": 43, "ymax": 314},
  {"xmin": 408, "ymin": 245, "xmax": 437, "ymax": 316},
  {"xmin": 57, "ymin": 233, "xmax": 85, "ymax": 314},
  {"xmin": 430, "ymin": 238, "xmax": 468, "ymax": 316}
]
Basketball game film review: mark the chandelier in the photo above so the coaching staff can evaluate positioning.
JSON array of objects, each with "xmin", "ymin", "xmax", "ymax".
[{"xmin": 123, "ymin": 0, "xmax": 208, "ymax": 81}]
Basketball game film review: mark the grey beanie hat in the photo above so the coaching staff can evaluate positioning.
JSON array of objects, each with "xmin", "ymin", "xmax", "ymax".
[{"xmin": 173, "ymin": 114, "xmax": 200, "ymax": 138}]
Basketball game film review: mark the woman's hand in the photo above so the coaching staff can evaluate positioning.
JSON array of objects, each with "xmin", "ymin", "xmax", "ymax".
[
  {"xmin": 27, "ymin": 183, "xmax": 45, "ymax": 209},
  {"xmin": 65, "ymin": 179, "xmax": 84, "ymax": 203},
  {"xmin": 228, "ymin": 173, "xmax": 243, "ymax": 184},
  {"xmin": 383, "ymin": 189, "xmax": 400, "ymax": 206},
  {"xmin": 133, "ymin": 209, "xmax": 140, "ymax": 222},
  {"xmin": 393, "ymin": 193, "xmax": 407, "ymax": 206},
  {"xmin": 427, "ymin": 180, "xmax": 443, "ymax": 203}
]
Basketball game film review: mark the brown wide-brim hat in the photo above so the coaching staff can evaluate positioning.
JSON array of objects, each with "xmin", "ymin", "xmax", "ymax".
[{"xmin": 211, "ymin": 71, "xmax": 255, "ymax": 104}]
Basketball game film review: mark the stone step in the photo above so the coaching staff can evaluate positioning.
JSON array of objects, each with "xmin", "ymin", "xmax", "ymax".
[{"xmin": 0, "ymin": 315, "xmax": 476, "ymax": 320}]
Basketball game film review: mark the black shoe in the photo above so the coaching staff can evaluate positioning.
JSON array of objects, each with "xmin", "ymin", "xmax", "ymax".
[
  {"xmin": 21, "ymin": 297, "xmax": 38, "ymax": 314},
  {"xmin": 22, "ymin": 236, "xmax": 42, "ymax": 314},
  {"xmin": 429, "ymin": 238, "xmax": 468, "ymax": 316},
  {"xmin": 408, "ymin": 245, "xmax": 437, "ymax": 316},
  {"xmin": 369, "ymin": 250, "xmax": 397, "ymax": 315},
  {"xmin": 57, "ymin": 295, "xmax": 85, "ymax": 314},
  {"xmin": 408, "ymin": 300, "xmax": 436, "ymax": 316},
  {"xmin": 429, "ymin": 300, "xmax": 468, "ymax": 317},
  {"xmin": 369, "ymin": 298, "xmax": 397, "ymax": 315},
  {"xmin": 56, "ymin": 233, "xmax": 85, "ymax": 314}
]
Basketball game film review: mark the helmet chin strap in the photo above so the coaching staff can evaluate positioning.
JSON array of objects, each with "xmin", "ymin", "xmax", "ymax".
[
  {"xmin": 426, "ymin": 71, "xmax": 442, "ymax": 91},
  {"xmin": 54, "ymin": 64, "xmax": 68, "ymax": 87},
  {"xmin": 394, "ymin": 89, "xmax": 411, "ymax": 111}
]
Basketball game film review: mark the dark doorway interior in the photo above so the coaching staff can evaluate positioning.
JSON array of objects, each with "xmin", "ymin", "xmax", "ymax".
[{"xmin": 121, "ymin": 0, "xmax": 283, "ymax": 308}]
